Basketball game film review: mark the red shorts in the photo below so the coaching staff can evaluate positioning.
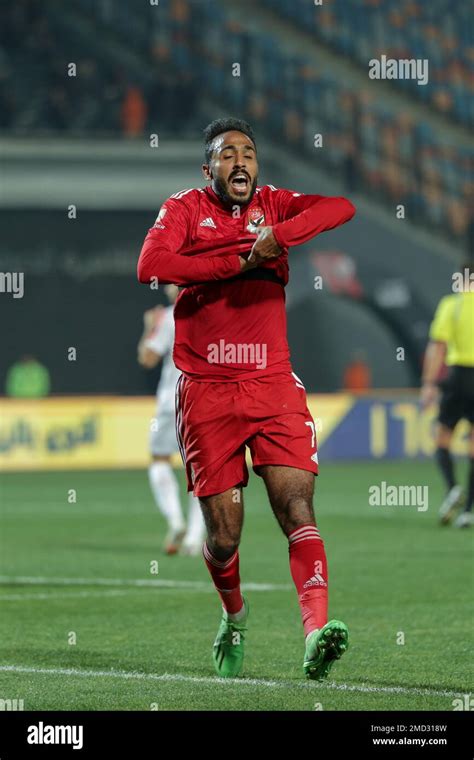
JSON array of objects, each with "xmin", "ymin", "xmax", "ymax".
[{"xmin": 175, "ymin": 371, "xmax": 318, "ymax": 497}]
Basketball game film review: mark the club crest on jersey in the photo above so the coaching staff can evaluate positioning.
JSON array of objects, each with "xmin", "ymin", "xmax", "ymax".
[
  {"xmin": 247, "ymin": 207, "xmax": 265, "ymax": 232},
  {"xmin": 153, "ymin": 206, "xmax": 167, "ymax": 229}
]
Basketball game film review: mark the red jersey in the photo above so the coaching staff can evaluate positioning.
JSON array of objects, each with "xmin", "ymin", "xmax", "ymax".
[{"xmin": 138, "ymin": 185, "xmax": 355, "ymax": 381}]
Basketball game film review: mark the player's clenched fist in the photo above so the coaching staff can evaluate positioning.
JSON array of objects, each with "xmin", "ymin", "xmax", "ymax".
[{"xmin": 248, "ymin": 226, "xmax": 282, "ymax": 263}]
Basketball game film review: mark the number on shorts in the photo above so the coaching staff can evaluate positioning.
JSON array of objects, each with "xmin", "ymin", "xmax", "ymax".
[{"xmin": 305, "ymin": 420, "xmax": 316, "ymax": 449}]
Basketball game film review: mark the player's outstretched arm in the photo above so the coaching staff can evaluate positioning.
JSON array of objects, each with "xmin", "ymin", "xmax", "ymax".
[{"xmin": 272, "ymin": 192, "xmax": 356, "ymax": 249}]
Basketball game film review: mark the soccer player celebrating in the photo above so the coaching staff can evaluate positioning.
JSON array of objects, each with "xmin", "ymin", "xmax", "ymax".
[
  {"xmin": 138, "ymin": 284, "xmax": 206, "ymax": 555},
  {"xmin": 137, "ymin": 118, "xmax": 356, "ymax": 679},
  {"xmin": 421, "ymin": 262, "xmax": 474, "ymax": 528}
]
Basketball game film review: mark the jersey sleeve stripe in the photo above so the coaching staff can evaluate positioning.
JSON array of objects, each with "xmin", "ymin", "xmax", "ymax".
[{"xmin": 170, "ymin": 188, "xmax": 196, "ymax": 199}]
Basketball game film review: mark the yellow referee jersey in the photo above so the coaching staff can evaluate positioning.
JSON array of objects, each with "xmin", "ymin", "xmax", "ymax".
[{"xmin": 429, "ymin": 292, "xmax": 474, "ymax": 366}]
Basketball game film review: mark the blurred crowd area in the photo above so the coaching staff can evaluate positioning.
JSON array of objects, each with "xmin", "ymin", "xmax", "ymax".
[
  {"xmin": 1, "ymin": 0, "xmax": 472, "ymax": 246},
  {"xmin": 0, "ymin": 0, "xmax": 198, "ymax": 135},
  {"xmin": 263, "ymin": 0, "xmax": 473, "ymax": 129}
]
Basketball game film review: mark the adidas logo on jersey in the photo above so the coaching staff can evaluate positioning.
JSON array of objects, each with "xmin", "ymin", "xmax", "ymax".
[{"xmin": 199, "ymin": 217, "xmax": 217, "ymax": 229}]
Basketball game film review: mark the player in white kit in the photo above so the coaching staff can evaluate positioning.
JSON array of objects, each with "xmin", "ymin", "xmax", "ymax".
[{"xmin": 138, "ymin": 285, "xmax": 206, "ymax": 555}]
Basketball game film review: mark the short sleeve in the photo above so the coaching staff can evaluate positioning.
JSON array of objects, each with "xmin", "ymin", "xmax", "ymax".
[{"xmin": 429, "ymin": 296, "xmax": 454, "ymax": 343}]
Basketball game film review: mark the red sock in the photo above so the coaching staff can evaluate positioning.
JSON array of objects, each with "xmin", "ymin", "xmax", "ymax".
[
  {"xmin": 288, "ymin": 524, "xmax": 328, "ymax": 636},
  {"xmin": 203, "ymin": 542, "xmax": 244, "ymax": 614}
]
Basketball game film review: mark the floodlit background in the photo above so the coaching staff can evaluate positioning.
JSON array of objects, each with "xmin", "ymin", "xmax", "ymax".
[{"xmin": 0, "ymin": 0, "xmax": 472, "ymax": 711}]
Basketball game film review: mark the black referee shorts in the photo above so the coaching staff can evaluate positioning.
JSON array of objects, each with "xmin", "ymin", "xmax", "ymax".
[{"xmin": 438, "ymin": 366, "xmax": 474, "ymax": 429}]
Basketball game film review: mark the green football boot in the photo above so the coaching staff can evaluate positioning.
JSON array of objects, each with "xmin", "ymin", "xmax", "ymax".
[
  {"xmin": 212, "ymin": 597, "xmax": 249, "ymax": 678},
  {"xmin": 303, "ymin": 619, "xmax": 349, "ymax": 680}
]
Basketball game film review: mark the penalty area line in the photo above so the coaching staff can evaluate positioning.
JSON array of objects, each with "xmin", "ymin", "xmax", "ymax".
[{"xmin": 0, "ymin": 665, "xmax": 462, "ymax": 699}]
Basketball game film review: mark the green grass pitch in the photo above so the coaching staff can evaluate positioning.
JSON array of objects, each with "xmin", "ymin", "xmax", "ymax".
[{"xmin": 0, "ymin": 460, "xmax": 472, "ymax": 711}]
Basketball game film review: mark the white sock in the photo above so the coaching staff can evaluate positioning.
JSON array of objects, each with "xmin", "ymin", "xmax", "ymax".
[
  {"xmin": 183, "ymin": 493, "xmax": 206, "ymax": 546},
  {"xmin": 148, "ymin": 462, "xmax": 185, "ymax": 532},
  {"xmin": 226, "ymin": 604, "xmax": 246, "ymax": 623}
]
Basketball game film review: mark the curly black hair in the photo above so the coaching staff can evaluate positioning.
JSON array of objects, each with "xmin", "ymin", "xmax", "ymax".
[{"xmin": 203, "ymin": 118, "xmax": 256, "ymax": 163}]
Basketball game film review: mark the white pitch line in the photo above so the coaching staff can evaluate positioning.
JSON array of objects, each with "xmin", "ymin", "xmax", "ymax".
[
  {"xmin": 0, "ymin": 590, "xmax": 137, "ymax": 602},
  {"xmin": 0, "ymin": 576, "xmax": 292, "ymax": 592},
  {"xmin": 0, "ymin": 664, "xmax": 463, "ymax": 699}
]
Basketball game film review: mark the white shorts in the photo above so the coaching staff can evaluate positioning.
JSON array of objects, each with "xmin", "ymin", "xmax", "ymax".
[{"xmin": 150, "ymin": 409, "xmax": 179, "ymax": 457}]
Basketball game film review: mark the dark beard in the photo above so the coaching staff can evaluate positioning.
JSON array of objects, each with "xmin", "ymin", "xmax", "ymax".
[{"xmin": 213, "ymin": 175, "xmax": 258, "ymax": 207}]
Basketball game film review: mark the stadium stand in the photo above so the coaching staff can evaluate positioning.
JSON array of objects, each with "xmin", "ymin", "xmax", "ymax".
[
  {"xmin": 262, "ymin": 0, "xmax": 473, "ymax": 129},
  {"xmin": 0, "ymin": 0, "xmax": 471, "ymax": 247}
]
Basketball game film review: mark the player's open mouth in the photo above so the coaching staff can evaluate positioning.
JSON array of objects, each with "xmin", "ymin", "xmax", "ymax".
[{"xmin": 229, "ymin": 173, "xmax": 250, "ymax": 193}]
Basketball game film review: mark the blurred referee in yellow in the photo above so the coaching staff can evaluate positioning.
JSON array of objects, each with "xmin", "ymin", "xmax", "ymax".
[{"xmin": 421, "ymin": 260, "xmax": 474, "ymax": 528}]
